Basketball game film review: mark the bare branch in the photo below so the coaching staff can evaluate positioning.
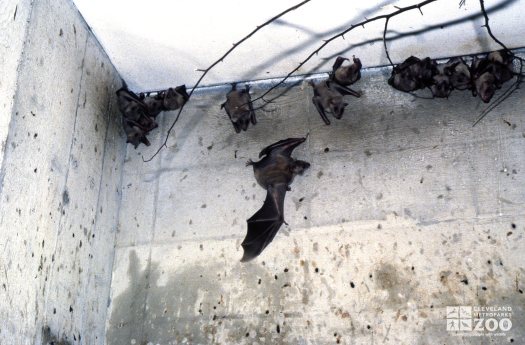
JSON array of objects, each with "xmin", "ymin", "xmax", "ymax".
[
  {"xmin": 383, "ymin": 17, "xmax": 394, "ymax": 67},
  {"xmin": 478, "ymin": 0, "xmax": 508, "ymax": 51},
  {"xmin": 250, "ymin": 0, "xmax": 439, "ymax": 105},
  {"xmin": 143, "ymin": 0, "xmax": 312, "ymax": 162}
]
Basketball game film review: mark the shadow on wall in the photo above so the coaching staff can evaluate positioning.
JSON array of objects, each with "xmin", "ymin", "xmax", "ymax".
[{"xmin": 106, "ymin": 250, "xmax": 302, "ymax": 345}]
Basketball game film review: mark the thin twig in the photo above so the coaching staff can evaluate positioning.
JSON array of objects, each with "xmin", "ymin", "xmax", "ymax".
[
  {"xmin": 143, "ymin": 0, "xmax": 312, "ymax": 162},
  {"xmin": 250, "ymin": 0, "xmax": 438, "ymax": 105},
  {"xmin": 479, "ymin": 0, "xmax": 508, "ymax": 51},
  {"xmin": 383, "ymin": 17, "xmax": 394, "ymax": 67}
]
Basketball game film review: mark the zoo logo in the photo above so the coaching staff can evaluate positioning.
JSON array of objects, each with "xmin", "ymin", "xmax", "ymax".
[{"xmin": 446, "ymin": 306, "xmax": 513, "ymax": 334}]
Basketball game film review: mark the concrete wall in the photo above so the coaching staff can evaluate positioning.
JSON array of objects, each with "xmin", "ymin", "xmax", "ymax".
[
  {"xmin": 107, "ymin": 60, "xmax": 525, "ymax": 344},
  {"xmin": 0, "ymin": 0, "xmax": 125, "ymax": 343}
]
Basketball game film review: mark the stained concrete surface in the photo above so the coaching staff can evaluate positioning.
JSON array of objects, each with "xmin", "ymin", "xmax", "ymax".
[
  {"xmin": 0, "ymin": 0, "xmax": 125, "ymax": 343},
  {"xmin": 108, "ymin": 58, "xmax": 525, "ymax": 344}
]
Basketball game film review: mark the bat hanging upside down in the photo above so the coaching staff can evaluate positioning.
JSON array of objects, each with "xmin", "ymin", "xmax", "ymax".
[
  {"xmin": 241, "ymin": 137, "xmax": 310, "ymax": 262},
  {"xmin": 221, "ymin": 83, "xmax": 256, "ymax": 133}
]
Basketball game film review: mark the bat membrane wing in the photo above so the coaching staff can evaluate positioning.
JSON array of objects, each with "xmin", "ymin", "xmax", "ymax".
[
  {"xmin": 241, "ymin": 184, "xmax": 287, "ymax": 262},
  {"xmin": 258, "ymin": 137, "xmax": 306, "ymax": 158}
]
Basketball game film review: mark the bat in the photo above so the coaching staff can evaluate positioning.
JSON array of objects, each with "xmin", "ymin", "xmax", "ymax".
[
  {"xmin": 140, "ymin": 85, "xmax": 190, "ymax": 118},
  {"xmin": 241, "ymin": 137, "xmax": 310, "ymax": 262},
  {"xmin": 309, "ymin": 79, "xmax": 359, "ymax": 125},
  {"xmin": 470, "ymin": 57, "xmax": 498, "ymax": 103},
  {"xmin": 444, "ymin": 57, "xmax": 471, "ymax": 91},
  {"xmin": 330, "ymin": 56, "xmax": 362, "ymax": 86},
  {"xmin": 388, "ymin": 56, "xmax": 437, "ymax": 92},
  {"xmin": 116, "ymin": 84, "xmax": 158, "ymax": 132},
  {"xmin": 221, "ymin": 83, "xmax": 256, "ymax": 133},
  {"xmin": 430, "ymin": 64, "xmax": 453, "ymax": 98},
  {"xmin": 473, "ymin": 71, "xmax": 496, "ymax": 103},
  {"xmin": 486, "ymin": 50, "xmax": 515, "ymax": 87},
  {"xmin": 122, "ymin": 119, "xmax": 151, "ymax": 148}
]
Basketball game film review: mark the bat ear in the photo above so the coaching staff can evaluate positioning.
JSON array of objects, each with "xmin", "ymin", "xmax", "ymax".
[{"xmin": 220, "ymin": 102, "xmax": 225, "ymax": 109}]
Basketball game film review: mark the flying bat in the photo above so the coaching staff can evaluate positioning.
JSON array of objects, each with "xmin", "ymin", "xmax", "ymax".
[
  {"xmin": 241, "ymin": 137, "xmax": 310, "ymax": 262},
  {"xmin": 221, "ymin": 83, "xmax": 256, "ymax": 133}
]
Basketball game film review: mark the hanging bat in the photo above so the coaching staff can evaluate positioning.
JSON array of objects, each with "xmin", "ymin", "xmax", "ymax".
[
  {"xmin": 141, "ymin": 85, "xmax": 190, "ymax": 117},
  {"xmin": 163, "ymin": 85, "xmax": 189, "ymax": 110},
  {"xmin": 122, "ymin": 119, "xmax": 151, "ymax": 148},
  {"xmin": 330, "ymin": 56, "xmax": 362, "ymax": 86},
  {"xmin": 116, "ymin": 84, "xmax": 158, "ymax": 132},
  {"xmin": 388, "ymin": 56, "xmax": 437, "ymax": 92},
  {"xmin": 241, "ymin": 137, "xmax": 310, "ymax": 262},
  {"xmin": 444, "ymin": 57, "xmax": 471, "ymax": 91},
  {"xmin": 486, "ymin": 50, "xmax": 515, "ymax": 87},
  {"xmin": 221, "ymin": 83, "xmax": 256, "ymax": 133},
  {"xmin": 430, "ymin": 64, "xmax": 453, "ymax": 98},
  {"xmin": 309, "ymin": 79, "xmax": 359, "ymax": 125}
]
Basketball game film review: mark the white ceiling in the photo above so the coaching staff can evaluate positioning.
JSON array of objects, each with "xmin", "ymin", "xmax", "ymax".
[{"xmin": 72, "ymin": 0, "xmax": 524, "ymax": 92}]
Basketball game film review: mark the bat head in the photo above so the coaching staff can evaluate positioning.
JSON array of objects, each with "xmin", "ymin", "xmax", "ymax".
[
  {"xmin": 330, "ymin": 97, "xmax": 347, "ymax": 119},
  {"xmin": 125, "ymin": 124, "xmax": 151, "ymax": 148},
  {"xmin": 445, "ymin": 59, "xmax": 471, "ymax": 90},
  {"xmin": 475, "ymin": 72, "xmax": 496, "ymax": 103},
  {"xmin": 430, "ymin": 74, "xmax": 452, "ymax": 98},
  {"xmin": 163, "ymin": 87, "xmax": 189, "ymax": 111},
  {"xmin": 292, "ymin": 160, "xmax": 310, "ymax": 175},
  {"xmin": 175, "ymin": 85, "xmax": 190, "ymax": 102}
]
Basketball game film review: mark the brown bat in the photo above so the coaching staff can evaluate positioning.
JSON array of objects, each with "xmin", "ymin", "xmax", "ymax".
[
  {"xmin": 330, "ymin": 55, "xmax": 362, "ymax": 86},
  {"xmin": 221, "ymin": 83, "xmax": 256, "ymax": 133},
  {"xmin": 122, "ymin": 120, "xmax": 151, "ymax": 148},
  {"xmin": 388, "ymin": 56, "xmax": 437, "ymax": 92},
  {"xmin": 241, "ymin": 137, "xmax": 310, "ymax": 262},
  {"xmin": 141, "ymin": 85, "xmax": 189, "ymax": 117},
  {"xmin": 309, "ymin": 79, "xmax": 359, "ymax": 125},
  {"xmin": 116, "ymin": 84, "xmax": 158, "ymax": 132},
  {"xmin": 444, "ymin": 57, "xmax": 471, "ymax": 91}
]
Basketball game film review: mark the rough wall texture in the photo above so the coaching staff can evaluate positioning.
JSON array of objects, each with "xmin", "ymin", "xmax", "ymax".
[
  {"xmin": 0, "ymin": 0, "xmax": 33, "ymax": 168},
  {"xmin": 0, "ymin": 0, "xmax": 125, "ymax": 343},
  {"xmin": 108, "ymin": 60, "xmax": 524, "ymax": 344}
]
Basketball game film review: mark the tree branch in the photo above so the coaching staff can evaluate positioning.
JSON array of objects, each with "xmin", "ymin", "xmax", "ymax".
[
  {"xmin": 249, "ymin": 0, "xmax": 439, "ymax": 106},
  {"xmin": 143, "ymin": 0, "xmax": 312, "ymax": 162},
  {"xmin": 479, "ymin": 0, "xmax": 508, "ymax": 51}
]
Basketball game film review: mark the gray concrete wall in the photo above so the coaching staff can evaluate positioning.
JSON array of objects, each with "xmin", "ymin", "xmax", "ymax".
[
  {"xmin": 0, "ymin": 0, "xmax": 125, "ymax": 343},
  {"xmin": 107, "ymin": 61, "xmax": 524, "ymax": 344}
]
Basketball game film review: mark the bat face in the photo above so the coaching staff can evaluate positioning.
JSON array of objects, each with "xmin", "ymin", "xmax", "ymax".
[
  {"xmin": 310, "ymin": 80, "xmax": 354, "ymax": 124},
  {"xmin": 221, "ymin": 84, "xmax": 256, "ymax": 133},
  {"xmin": 241, "ymin": 137, "xmax": 310, "ymax": 262},
  {"xmin": 331, "ymin": 55, "xmax": 362, "ymax": 86},
  {"xmin": 444, "ymin": 58, "xmax": 471, "ymax": 90},
  {"xmin": 163, "ymin": 86, "xmax": 189, "ymax": 111},
  {"xmin": 123, "ymin": 121, "xmax": 151, "ymax": 148},
  {"xmin": 430, "ymin": 74, "xmax": 452, "ymax": 98},
  {"xmin": 475, "ymin": 72, "xmax": 496, "ymax": 103}
]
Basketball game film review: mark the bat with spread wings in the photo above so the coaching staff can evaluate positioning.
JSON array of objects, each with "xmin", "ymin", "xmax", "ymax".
[{"xmin": 241, "ymin": 137, "xmax": 310, "ymax": 262}]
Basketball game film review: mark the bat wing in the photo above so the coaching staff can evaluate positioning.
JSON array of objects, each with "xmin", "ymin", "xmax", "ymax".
[
  {"xmin": 312, "ymin": 96, "xmax": 330, "ymax": 125},
  {"xmin": 258, "ymin": 137, "xmax": 306, "ymax": 158},
  {"xmin": 330, "ymin": 82, "xmax": 361, "ymax": 98},
  {"xmin": 241, "ymin": 184, "xmax": 287, "ymax": 262}
]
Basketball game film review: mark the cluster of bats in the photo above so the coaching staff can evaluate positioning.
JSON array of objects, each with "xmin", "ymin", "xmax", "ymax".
[
  {"xmin": 117, "ymin": 83, "xmax": 189, "ymax": 148},
  {"xmin": 116, "ymin": 49, "xmax": 519, "ymax": 262},
  {"xmin": 389, "ymin": 50, "xmax": 516, "ymax": 102}
]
